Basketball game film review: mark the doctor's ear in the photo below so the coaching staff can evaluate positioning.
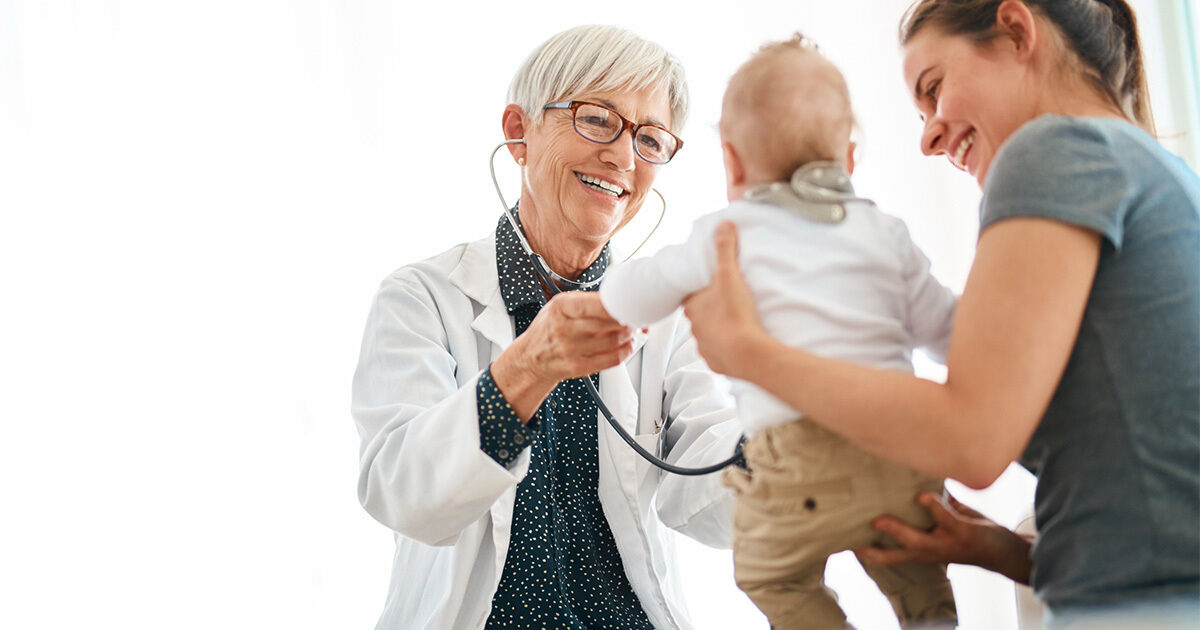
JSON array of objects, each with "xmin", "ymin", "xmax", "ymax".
[{"xmin": 502, "ymin": 104, "xmax": 529, "ymax": 164}]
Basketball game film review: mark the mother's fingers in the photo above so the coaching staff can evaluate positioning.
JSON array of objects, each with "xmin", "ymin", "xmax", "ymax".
[
  {"xmin": 854, "ymin": 544, "xmax": 920, "ymax": 567},
  {"xmin": 925, "ymin": 491, "xmax": 992, "ymax": 527},
  {"xmin": 712, "ymin": 220, "xmax": 740, "ymax": 268},
  {"xmin": 871, "ymin": 514, "xmax": 941, "ymax": 552}
]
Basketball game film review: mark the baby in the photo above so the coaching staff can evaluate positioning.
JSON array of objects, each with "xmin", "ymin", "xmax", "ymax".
[{"xmin": 600, "ymin": 36, "xmax": 958, "ymax": 629}]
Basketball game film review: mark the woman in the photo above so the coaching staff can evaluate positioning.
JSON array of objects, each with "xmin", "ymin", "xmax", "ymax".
[
  {"xmin": 684, "ymin": 0, "xmax": 1199, "ymax": 623},
  {"xmin": 351, "ymin": 25, "xmax": 741, "ymax": 630}
]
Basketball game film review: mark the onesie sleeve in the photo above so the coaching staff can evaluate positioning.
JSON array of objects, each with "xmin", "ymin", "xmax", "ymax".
[
  {"xmin": 981, "ymin": 116, "xmax": 1131, "ymax": 250},
  {"xmin": 600, "ymin": 217, "xmax": 720, "ymax": 327},
  {"xmin": 891, "ymin": 217, "xmax": 957, "ymax": 362}
]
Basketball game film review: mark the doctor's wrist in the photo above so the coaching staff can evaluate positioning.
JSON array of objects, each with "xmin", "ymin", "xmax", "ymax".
[{"xmin": 490, "ymin": 349, "xmax": 557, "ymax": 423}]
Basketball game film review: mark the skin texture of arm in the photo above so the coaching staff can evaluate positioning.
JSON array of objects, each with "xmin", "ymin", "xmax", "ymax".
[{"xmin": 683, "ymin": 219, "xmax": 1101, "ymax": 489}]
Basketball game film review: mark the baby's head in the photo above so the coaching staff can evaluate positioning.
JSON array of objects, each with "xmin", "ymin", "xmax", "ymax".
[{"xmin": 719, "ymin": 34, "xmax": 855, "ymax": 201}]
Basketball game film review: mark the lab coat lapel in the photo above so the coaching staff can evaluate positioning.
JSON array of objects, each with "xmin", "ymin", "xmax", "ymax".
[
  {"xmin": 449, "ymin": 237, "xmax": 514, "ymax": 352},
  {"xmin": 597, "ymin": 353, "xmax": 648, "ymax": 506}
]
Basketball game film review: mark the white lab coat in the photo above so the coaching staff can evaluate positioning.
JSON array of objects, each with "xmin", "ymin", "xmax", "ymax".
[{"xmin": 352, "ymin": 234, "xmax": 742, "ymax": 630}]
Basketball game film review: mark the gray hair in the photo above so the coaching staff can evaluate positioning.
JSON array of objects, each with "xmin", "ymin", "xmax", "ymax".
[{"xmin": 507, "ymin": 25, "xmax": 689, "ymax": 132}]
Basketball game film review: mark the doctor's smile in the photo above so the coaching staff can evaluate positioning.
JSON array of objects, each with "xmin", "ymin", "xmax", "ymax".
[{"xmin": 353, "ymin": 25, "xmax": 750, "ymax": 629}]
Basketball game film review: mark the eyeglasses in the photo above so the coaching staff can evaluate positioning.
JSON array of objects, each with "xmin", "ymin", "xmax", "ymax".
[{"xmin": 543, "ymin": 101, "xmax": 683, "ymax": 165}]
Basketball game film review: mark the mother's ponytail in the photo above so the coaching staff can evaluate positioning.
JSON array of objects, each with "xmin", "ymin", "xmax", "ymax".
[{"xmin": 1090, "ymin": 0, "xmax": 1154, "ymax": 133}]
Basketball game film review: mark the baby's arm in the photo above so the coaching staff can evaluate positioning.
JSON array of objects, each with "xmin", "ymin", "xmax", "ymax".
[
  {"xmin": 894, "ymin": 219, "xmax": 958, "ymax": 363},
  {"xmin": 600, "ymin": 219, "xmax": 718, "ymax": 327}
]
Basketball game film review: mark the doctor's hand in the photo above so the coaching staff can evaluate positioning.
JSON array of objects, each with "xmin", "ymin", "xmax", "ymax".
[
  {"xmin": 855, "ymin": 492, "xmax": 1034, "ymax": 586},
  {"xmin": 682, "ymin": 221, "xmax": 772, "ymax": 380},
  {"xmin": 492, "ymin": 291, "xmax": 634, "ymax": 422}
]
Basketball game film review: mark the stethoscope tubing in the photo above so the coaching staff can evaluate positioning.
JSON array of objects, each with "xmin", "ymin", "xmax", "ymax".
[{"xmin": 490, "ymin": 139, "xmax": 744, "ymax": 476}]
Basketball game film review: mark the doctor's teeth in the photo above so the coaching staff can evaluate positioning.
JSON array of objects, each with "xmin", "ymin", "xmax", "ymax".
[{"xmin": 576, "ymin": 173, "xmax": 624, "ymax": 196}]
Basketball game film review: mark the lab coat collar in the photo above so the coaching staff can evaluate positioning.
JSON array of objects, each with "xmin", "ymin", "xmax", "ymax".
[
  {"xmin": 448, "ymin": 237, "xmax": 514, "ymax": 350},
  {"xmin": 447, "ymin": 235, "xmax": 650, "ymax": 356}
]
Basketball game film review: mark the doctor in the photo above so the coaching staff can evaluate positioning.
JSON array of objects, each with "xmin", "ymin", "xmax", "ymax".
[{"xmin": 351, "ymin": 25, "xmax": 741, "ymax": 630}]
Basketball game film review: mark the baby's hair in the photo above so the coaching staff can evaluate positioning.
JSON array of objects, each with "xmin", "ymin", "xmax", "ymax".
[
  {"xmin": 721, "ymin": 32, "xmax": 856, "ymax": 181},
  {"xmin": 759, "ymin": 32, "xmax": 822, "ymax": 55}
]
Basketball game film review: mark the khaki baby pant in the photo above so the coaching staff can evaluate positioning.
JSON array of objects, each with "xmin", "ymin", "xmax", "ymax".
[{"xmin": 724, "ymin": 420, "xmax": 957, "ymax": 630}]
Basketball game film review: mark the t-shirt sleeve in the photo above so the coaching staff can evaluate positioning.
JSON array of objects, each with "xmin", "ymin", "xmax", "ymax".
[{"xmin": 981, "ymin": 117, "xmax": 1131, "ymax": 251}]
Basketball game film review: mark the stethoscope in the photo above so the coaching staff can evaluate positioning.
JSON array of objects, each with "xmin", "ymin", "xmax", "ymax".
[{"xmin": 490, "ymin": 139, "xmax": 743, "ymax": 476}]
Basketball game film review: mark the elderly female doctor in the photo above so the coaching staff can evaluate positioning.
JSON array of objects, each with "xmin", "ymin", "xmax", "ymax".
[{"xmin": 351, "ymin": 25, "xmax": 741, "ymax": 630}]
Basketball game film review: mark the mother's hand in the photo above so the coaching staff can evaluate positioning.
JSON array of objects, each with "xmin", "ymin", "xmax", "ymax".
[
  {"xmin": 492, "ymin": 291, "xmax": 633, "ymax": 422},
  {"xmin": 683, "ymin": 221, "xmax": 771, "ymax": 379},
  {"xmin": 855, "ymin": 492, "xmax": 1034, "ymax": 585}
]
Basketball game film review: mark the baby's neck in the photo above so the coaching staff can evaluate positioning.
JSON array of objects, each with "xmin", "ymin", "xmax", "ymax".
[{"xmin": 728, "ymin": 174, "xmax": 777, "ymax": 203}]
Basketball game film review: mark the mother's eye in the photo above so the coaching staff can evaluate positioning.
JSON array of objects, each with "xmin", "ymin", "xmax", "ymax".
[{"xmin": 924, "ymin": 78, "xmax": 942, "ymax": 102}]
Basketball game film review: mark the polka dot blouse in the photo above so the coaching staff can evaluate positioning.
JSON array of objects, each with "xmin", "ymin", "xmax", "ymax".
[{"xmin": 476, "ymin": 211, "xmax": 653, "ymax": 629}]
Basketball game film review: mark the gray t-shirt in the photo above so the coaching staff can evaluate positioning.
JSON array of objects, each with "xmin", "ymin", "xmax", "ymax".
[{"xmin": 981, "ymin": 115, "xmax": 1200, "ymax": 610}]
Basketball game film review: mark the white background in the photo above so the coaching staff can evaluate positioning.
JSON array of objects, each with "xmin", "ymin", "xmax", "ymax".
[{"xmin": 1, "ymin": 1, "xmax": 1195, "ymax": 628}]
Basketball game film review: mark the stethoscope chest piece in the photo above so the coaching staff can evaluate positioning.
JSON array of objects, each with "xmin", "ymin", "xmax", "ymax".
[{"xmin": 744, "ymin": 161, "xmax": 871, "ymax": 225}]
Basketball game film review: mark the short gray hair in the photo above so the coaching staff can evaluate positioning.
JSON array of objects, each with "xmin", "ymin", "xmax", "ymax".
[{"xmin": 507, "ymin": 25, "xmax": 689, "ymax": 132}]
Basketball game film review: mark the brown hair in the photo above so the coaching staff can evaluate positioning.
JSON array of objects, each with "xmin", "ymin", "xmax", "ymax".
[{"xmin": 899, "ymin": 0, "xmax": 1154, "ymax": 134}]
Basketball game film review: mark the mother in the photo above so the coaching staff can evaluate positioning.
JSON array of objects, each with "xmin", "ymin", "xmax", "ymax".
[
  {"xmin": 351, "ymin": 25, "xmax": 741, "ymax": 630},
  {"xmin": 686, "ymin": 0, "xmax": 1199, "ymax": 623}
]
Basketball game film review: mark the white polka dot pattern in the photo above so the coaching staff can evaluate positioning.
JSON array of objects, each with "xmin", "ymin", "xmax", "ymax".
[{"xmin": 478, "ymin": 210, "xmax": 652, "ymax": 629}]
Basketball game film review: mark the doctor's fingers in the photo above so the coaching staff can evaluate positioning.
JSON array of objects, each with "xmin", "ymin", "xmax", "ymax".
[
  {"xmin": 538, "ymin": 303, "xmax": 632, "ymax": 341},
  {"xmin": 548, "ymin": 291, "xmax": 623, "ymax": 325},
  {"xmin": 531, "ymin": 334, "xmax": 634, "ymax": 380},
  {"xmin": 575, "ymin": 338, "xmax": 636, "ymax": 374},
  {"xmin": 548, "ymin": 327, "xmax": 634, "ymax": 358}
]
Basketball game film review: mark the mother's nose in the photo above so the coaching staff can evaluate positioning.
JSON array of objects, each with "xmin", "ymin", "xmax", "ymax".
[{"xmin": 920, "ymin": 117, "xmax": 946, "ymax": 157}]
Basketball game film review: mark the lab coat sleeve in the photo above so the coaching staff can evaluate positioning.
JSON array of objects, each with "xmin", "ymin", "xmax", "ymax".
[
  {"xmin": 893, "ymin": 218, "xmax": 957, "ymax": 363},
  {"xmin": 352, "ymin": 273, "xmax": 525, "ymax": 547},
  {"xmin": 653, "ymin": 315, "xmax": 741, "ymax": 549},
  {"xmin": 599, "ymin": 220, "xmax": 716, "ymax": 327}
]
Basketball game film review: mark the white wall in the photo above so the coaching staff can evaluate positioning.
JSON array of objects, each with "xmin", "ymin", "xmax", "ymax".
[{"xmin": 0, "ymin": 1, "xmax": 1193, "ymax": 628}]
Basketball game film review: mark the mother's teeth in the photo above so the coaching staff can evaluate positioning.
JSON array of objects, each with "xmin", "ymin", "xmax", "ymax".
[
  {"xmin": 952, "ymin": 132, "xmax": 975, "ymax": 169},
  {"xmin": 576, "ymin": 173, "xmax": 624, "ymax": 196}
]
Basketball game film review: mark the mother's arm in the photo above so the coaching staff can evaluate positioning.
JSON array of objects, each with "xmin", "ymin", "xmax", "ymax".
[{"xmin": 684, "ymin": 219, "xmax": 1101, "ymax": 489}]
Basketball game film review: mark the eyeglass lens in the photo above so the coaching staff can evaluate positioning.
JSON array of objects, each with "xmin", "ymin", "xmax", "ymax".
[{"xmin": 572, "ymin": 103, "xmax": 677, "ymax": 164}]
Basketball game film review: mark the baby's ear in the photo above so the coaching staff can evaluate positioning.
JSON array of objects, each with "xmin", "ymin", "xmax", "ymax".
[
  {"xmin": 722, "ymin": 142, "xmax": 745, "ymax": 196},
  {"xmin": 845, "ymin": 141, "xmax": 857, "ymax": 176}
]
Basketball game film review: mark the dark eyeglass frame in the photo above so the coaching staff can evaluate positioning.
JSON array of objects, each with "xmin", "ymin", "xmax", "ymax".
[{"xmin": 543, "ymin": 100, "xmax": 684, "ymax": 165}]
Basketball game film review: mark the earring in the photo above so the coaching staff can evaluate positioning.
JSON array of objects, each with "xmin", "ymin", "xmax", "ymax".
[{"xmin": 517, "ymin": 157, "xmax": 525, "ymax": 166}]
